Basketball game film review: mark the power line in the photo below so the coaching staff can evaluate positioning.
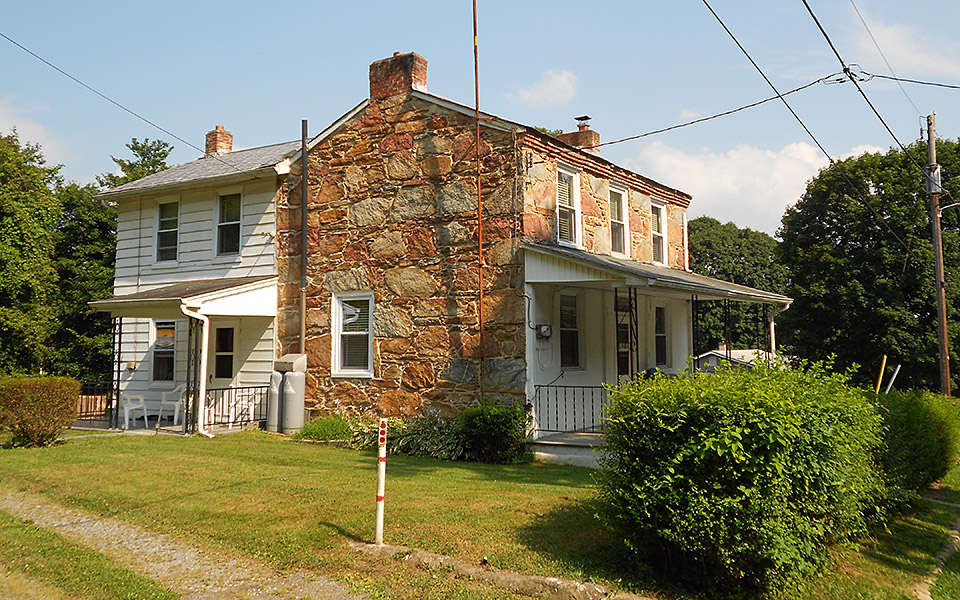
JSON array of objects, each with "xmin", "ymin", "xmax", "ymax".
[
  {"xmin": 0, "ymin": 31, "xmax": 242, "ymax": 174},
  {"xmin": 868, "ymin": 73, "xmax": 960, "ymax": 91},
  {"xmin": 700, "ymin": 0, "xmax": 917, "ymax": 259},
  {"xmin": 849, "ymin": 0, "xmax": 923, "ymax": 116},
  {"xmin": 590, "ymin": 74, "xmax": 841, "ymax": 149}
]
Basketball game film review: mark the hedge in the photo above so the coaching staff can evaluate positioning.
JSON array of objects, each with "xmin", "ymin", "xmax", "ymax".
[
  {"xmin": 596, "ymin": 362, "xmax": 884, "ymax": 595},
  {"xmin": 0, "ymin": 377, "xmax": 80, "ymax": 447}
]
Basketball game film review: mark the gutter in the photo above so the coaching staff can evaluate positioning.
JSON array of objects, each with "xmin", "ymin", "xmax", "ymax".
[{"xmin": 179, "ymin": 303, "xmax": 212, "ymax": 437}]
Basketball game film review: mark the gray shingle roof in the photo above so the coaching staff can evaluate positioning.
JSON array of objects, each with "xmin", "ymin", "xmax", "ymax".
[
  {"xmin": 100, "ymin": 140, "xmax": 300, "ymax": 196},
  {"xmin": 90, "ymin": 275, "xmax": 276, "ymax": 306}
]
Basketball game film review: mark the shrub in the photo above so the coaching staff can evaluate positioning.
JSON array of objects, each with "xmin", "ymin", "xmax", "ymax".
[
  {"xmin": 460, "ymin": 402, "xmax": 530, "ymax": 464},
  {"xmin": 0, "ymin": 377, "xmax": 80, "ymax": 447},
  {"xmin": 874, "ymin": 389, "xmax": 960, "ymax": 501},
  {"xmin": 293, "ymin": 414, "xmax": 352, "ymax": 441},
  {"xmin": 596, "ymin": 362, "xmax": 884, "ymax": 595},
  {"xmin": 346, "ymin": 415, "xmax": 466, "ymax": 461}
]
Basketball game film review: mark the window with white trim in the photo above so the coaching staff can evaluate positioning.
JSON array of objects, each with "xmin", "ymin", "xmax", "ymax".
[
  {"xmin": 556, "ymin": 167, "xmax": 580, "ymax": 246},
  {"xmin": 153, "ymin": 321, "xmax": 175, "ymax": 381},
  {"xmin": 332, "ymin": 291, "xmax": 374, "ymax": 377},
  {"xmin": 156, "ymin": 202, "xmax": 179, "ymax": 262},
  {"xmin": 217, "ymin": 193, "xmax": 241, "ymax": 256},
  {"xmin": 559, "ymin": 293, "xmax": 581, "ymax": 369},
  {"xmin": 610, "ymin": 187, "xmax": 628, "ymax": 256},
  {"xmin": 651, "ymin": 202, "xmax": 666, "ymax": 264},
  {"xmin": 654, "ymin": 306, "xmax": 668, "ymax": 367}
]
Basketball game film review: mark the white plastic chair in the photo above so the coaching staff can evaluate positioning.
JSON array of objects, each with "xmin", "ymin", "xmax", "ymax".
[
  {"xmin": 158, "ymin": 385, "xmax": 186, "ymax": 426},
  {"xmin": 120, "ymin": 393, "xmax": 149, "ymax": 430}
]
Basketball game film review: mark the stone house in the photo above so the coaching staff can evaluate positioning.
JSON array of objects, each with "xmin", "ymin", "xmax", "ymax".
[
  {"xmin": 91, "ymin": 51, "xmax": 790, "ymax": 435},
  {"xmin": 274, "ymin": 52, "xmax": 792, "ymax": 434}
]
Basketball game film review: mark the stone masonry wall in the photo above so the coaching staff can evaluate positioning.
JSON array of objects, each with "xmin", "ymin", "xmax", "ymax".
[
  {"xmin": 276, "ymin": 94, "xmax": 526, "ymax": 417},
  {"xmin": 519, "ymin": 139, "xmax": 688, "ymax": 269}
]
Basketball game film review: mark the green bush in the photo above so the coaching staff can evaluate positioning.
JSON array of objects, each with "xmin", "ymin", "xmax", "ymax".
[
  {"xmin": 0, "ymin": 377, "xmax": 80, "ymax": 447},
  {"xmin": 596, "ymin": 362, "xmax": 884, "ymax": 595},
  {"xmin": 293, "ymin": 414, "xmax": 353, "ymax": 441},
  {"xmin": 874, "ymin": 389, "xmax": 960, "ymax": 501},
  {"xmin": 346, "ymin": 415, "xmax": 466, "ymax": 461},
  {"xmin": 460, "ymin": 402, "xmax": 530, "ymax": 464}
]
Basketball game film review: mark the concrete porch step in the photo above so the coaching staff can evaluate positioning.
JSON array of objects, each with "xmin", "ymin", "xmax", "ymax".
[{"xmin": 528, "ymin": 431, "xmax": 606, "ymax": 468}]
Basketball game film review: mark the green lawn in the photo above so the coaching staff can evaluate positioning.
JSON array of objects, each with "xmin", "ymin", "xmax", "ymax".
[
  {"xmin": 0, "ymin": 509, "xmax": 177, "ymax": 600},
  {"xmin": 0, "ymin": 430, "xmax": 957, "ymax": 600}
]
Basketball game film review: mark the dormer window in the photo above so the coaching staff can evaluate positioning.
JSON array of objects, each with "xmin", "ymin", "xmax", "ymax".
[{"xmin": 557, "ymin": 167, "xmax": 580, "ymax": 246}]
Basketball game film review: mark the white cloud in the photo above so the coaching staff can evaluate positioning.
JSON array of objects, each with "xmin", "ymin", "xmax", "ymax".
[
  {"xmin": 854, "ymin": 18, "xmax": 960, "ymax": 79},
  {"xmin": 680, "ymin": 108, "xmax": 701, "ymax": 120},
  {"xmin": 624, "ymin": 141, "xmax": 882, "ymax": 235},
  {"xmin": 0, "ymin": 100, "xmax": 66, "ymax": 165},
  {"xmin": 505, "ymin": 69, "xmax": 577, "ymax": 108}
]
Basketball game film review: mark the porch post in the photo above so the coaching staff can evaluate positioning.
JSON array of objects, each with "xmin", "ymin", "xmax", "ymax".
[
  {"xmin": 768, "ymin": 310, "xmax": 777, "ymax": 356},
  {"xmin": 112, "ymin": 317, "xmax": 123, "ymax": 430}
]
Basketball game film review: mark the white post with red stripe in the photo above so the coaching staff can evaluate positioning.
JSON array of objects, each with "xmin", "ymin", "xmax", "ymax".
[{"xmin": 375, "ymin": 418, "xmax": 387, "ymax": 546}]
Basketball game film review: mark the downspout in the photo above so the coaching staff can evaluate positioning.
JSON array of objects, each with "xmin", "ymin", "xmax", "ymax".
[
  {"xmin": 682, "ymin": 211, "xmax": 690, "ymax": 271},
  {"xmin": 473, "ymin": 1, "xmax": 486, "ymax": 398},
  {"xmin": 299, "ymin": 120, "xmax": 309, "ymax": 353},
  {"xmin": 180, "ymin": 303, "xmax": 212, "ymax": 437}
]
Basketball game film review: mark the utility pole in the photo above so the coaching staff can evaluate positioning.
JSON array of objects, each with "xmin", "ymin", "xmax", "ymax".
[{"xmin": 927, "ymin": 113, "xmax": 951, "ymax": 395}]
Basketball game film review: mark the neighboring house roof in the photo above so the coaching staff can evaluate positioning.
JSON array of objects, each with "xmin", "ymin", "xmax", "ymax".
[
  {"xmin": 90, "ymin": 275, "xmax": 277, "ymax": 318},
  {"xmin": 695, "ymin": 350, "xmax": 762, "ymax": 365},
  {"xmin": 99, "ymin": 140, "xmax": 300, "ymax": 199},
  {"xmin": 523, "ymin": 240, "xmax": 793, "ymax": 306}
]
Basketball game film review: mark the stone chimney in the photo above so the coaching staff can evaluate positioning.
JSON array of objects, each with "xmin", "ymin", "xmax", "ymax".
[
  {"xmin": 205, "ymin": 125, "xmax": 233, "ymax": 155},
  {"xmin": 558, "ymin": 117, "xmax": 600, "ymax": 154},
  {"xmin": 369, "ymin": 52, "xmax": 427, "ymax": 100}
]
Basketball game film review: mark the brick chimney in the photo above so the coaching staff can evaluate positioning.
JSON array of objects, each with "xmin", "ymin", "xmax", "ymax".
[
  {"xmin": 558, "ymin": 117, "xmax": 600, "ymax": 154},
  {"xmin": 369, "ymin": 52, "xmax": 427, "ymax": 100},
  {"xmin": 205, "ymin": 125, "xmax": 233, "ymax": 155}
]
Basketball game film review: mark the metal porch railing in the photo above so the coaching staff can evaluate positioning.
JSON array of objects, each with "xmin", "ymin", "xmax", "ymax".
[
  {"xmin": 205, "ymin": 386, "xmax": 269, "ymax": 428},
  {"xmin": 531, "ymin": 385, "xmax": 609, "ymax": 434}
]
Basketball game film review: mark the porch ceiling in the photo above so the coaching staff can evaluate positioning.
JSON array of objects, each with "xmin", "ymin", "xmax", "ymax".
[
  {"xmin": 89, "ymin": 275, "xmax": 277, "ymax": 318},
  {"xmin": 522, "ymin": 241, "xmax": 792, "ymax": 306}
]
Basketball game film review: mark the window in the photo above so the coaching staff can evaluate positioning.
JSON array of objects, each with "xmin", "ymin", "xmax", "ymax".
[
  {"xmin": 651, "ymin": 202, "xmax": 666, "ymax": 264},
  {"xmin": 156, "ymin": 202, "xmax": 179, "ymax": 262},
  {"xmin": 332, "ymin": 292, "xmax": 374, "ymax": 377},
  {"xmin": 153, "ymin": 321, "xmax": 175, "ymax": 381},
  {"xmin": 217, "ymin": 193, "xmax": 241, "ymax": 255},
  {"xmin": 610, "ymin": 188, "xmax": 628, "ymax": 255},
  {"xmin": 655, "ymin": 306, "xmax": 668, "ymax": 366},
  {"xmin": 559, "ymin": 293, "xmax": 581, "ymax": 368},
  {"xmin": 556, "ymin": 167, "xmax": 580, "ymax": 245},
  {"xmin": 214, "ymin": 327, "xmax": 235, "ymax": 379}
]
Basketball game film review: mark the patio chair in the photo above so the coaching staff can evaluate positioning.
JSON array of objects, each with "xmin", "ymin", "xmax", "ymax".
[
  {"xmin": 158, "ymin": 385, "xmax": 186, "ymax": 426},
  {"xmin": 120, "ymin": 393, "xmax": 149, "ymax": 430}
]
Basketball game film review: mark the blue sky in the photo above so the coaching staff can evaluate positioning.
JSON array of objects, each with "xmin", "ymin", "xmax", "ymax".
[{"xmin": 3, "ymin": 1, "xmax": 960, "ymax": 235}]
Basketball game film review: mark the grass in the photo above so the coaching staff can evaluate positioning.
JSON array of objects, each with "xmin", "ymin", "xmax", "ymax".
[
  {"xmin": 0, "ymin": 509, "xmax": 178, "ymax": 599},
  {"xmin": 0, "ymin": 430, "xmax": 957, "ymax": 600}
]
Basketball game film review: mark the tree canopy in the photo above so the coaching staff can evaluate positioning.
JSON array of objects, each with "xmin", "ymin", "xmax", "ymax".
[
  {"xmin": 778, "ymin": 139, "xmax": 960, "ymax": 391},
  {"xmin": 0, "ymin": 132, "xmax": 61, "ymax": 373},
  {"xmin": 96, "ymin": 137, "xmax": 173, "ymax": 189},
  {"xmin": 688, "ymin": 216, "xmax": 788, "ymax": 353}
]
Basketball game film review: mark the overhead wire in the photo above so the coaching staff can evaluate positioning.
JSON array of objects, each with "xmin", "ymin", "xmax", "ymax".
[
  {"xmin": 848, "ymin": 0, "xmax": 923, "ymax": 116},
  {"xmin": 588, "ymin": 74, "xmax": 842, "ymax": 149},
  {"xmin": 700, "ymin": 0, "xmax": 918, "ymax": 260},
  {"xmin": 0, "ymin": 30, "xmax": 243, "ymax": 174}
]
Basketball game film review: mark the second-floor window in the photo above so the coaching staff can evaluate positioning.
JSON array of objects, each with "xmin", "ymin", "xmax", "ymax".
[
  {"xmin": 217, "ymin": 193, "xmax": 241, "ymax": 256},
  {"xmin": 557, "ymin": 167, "xmax": 579, "ymax": 246},
  {"xmin": 651, "ymin": 202, "xmax": 666, "ymax": 264},
  {"xmin": 157, "ymin": 202, "xmax": 179, "ymax": 262},
  {"xmin": 610, "ymin": 188, "xmax": 627, "ymax": 256}
]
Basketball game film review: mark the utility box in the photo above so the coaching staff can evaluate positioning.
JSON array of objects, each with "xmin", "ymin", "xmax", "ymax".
[{"xmin": 267, "ymin": 354, "xmax": 307, "ymax": 434}]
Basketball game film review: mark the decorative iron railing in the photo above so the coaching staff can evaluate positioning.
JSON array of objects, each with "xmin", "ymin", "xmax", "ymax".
[
  {"xmin": 205, "ymin": 386, "xmax": 269, "ymax": 427},
  {"xmin": 531, "ymin": 385, "xmax": 609, "ymax": 434}
]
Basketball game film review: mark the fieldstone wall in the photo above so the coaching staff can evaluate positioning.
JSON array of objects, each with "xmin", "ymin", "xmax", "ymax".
[
  {"xmin": 520, "ymin": 142, "xmax": 688, "ymax": 269},
  {"xmin": 276, "ymin": 93, "xmax": 526, "ymax": 417}
]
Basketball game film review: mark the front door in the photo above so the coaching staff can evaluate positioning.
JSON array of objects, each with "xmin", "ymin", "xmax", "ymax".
[{"xmin": 207, "ymin": 320, "xmax": 238, "ymax": 425}]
